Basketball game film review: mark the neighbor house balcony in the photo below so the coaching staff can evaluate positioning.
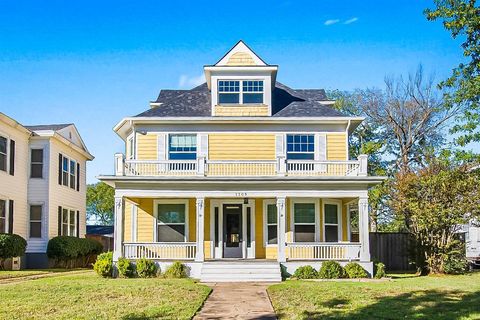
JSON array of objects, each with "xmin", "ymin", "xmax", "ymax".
[{"xmin": 114, "ymin": 154, "xmax": 368, "ymax": 178}]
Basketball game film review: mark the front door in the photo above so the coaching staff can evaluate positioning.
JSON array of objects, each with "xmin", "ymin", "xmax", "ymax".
[{"xmin": 223, "ymin": 204, "xmax": 243, "ymax": 258}]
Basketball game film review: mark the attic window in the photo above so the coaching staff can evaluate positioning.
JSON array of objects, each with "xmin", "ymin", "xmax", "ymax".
[{"xmin": 218, "ymin": 80, "xmax": 264, "ymax": 104}]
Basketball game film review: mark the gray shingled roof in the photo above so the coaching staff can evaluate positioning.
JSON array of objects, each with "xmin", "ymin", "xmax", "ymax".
[
  {"xmin": 25, "ymin": 124, "xmax": 72, "ymax": 131},
  {"xmin": 136, "ymin": 82, "xmax": 345, "ymax": 118}
]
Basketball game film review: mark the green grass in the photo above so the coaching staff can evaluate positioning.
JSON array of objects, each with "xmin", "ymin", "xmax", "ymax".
[
  {"xmin": 0, "ymin": 268, "xmax": 83, "ymax": 280},
  {"xmin": 268, "ymin": 272, "xmax": 480, "ymax": 320},
  {"xmin": 0, "ymin": 271, "xmax": 211, "ymax": 320}
]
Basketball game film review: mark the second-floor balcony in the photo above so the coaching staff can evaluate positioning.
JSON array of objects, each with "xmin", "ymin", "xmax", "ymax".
[{"xmin": 115, "ymin": 154, "xmax": 368, "ymax": 178}]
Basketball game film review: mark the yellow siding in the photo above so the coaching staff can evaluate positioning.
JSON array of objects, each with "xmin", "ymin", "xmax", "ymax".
[
  {"xmin": 214, "ymin": 105, "xmax": 269, "ymax": 116},
  {"xmin": 286, "ymin": 198, "xmax": 292, "ymax": 243},
  {"xmin": 204, "ymin": 199, "xmax": 212, "ymax": 259},
  {"xmin": 124, "ymin": 201, "xmax": 132, "ymax": 242},
  {"xmin": 266, "ymin": 247, "xmax": 278, "ymax": 260},
  {"xmin": 208, "ymin": 134, "xmax": 276, "ymax": 160},
  {"xmin": 341, "ymin": 200, "xmax": 349, "ymax": 241},
  {"xmin": 327, "ymin": 133, "xmax": 347, "ymax": 160},
  {"xmin": 255, "ymin": 199, "xmax": 266, "ymax": 259},
  {"xmin": 136, "ymin": 133, "xmax": 157, "ymax": 160},
  {"xmin": 188, "ymin": 199, "xmax": 196, "ymax": 242},
  {"xmin": 137, "ymin": 199, "xmax": 154, "ymax": 242}
]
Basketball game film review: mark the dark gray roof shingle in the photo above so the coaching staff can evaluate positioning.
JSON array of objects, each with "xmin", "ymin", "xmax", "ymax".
[
  {"xmin": 136, "ymin": 82, "xmax": 345, "ymax": 118},
  {"xmin": 25, "ymin": 124, "xmax": 72, "ymax": 131}
]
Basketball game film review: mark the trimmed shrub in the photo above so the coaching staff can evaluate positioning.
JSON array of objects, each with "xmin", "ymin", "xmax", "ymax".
[
  {"xmin": 374, "ymin": 262, "xmax": 386, "ymax": 279},
  {"xmin": 117, "ymin": 257, "xmax": 136, "ymax": 278},
  {"xmin": 344, "ymin": 262, "xmax": 368, "ymax": 278},
  {"xmin": 136, "ymin": 258, "xmax": 158, "ymax": 278},
  {"xmin": 0, "ymin": 233, "xmax": 27, "ymax": 269},
  {"xmin": 280, "ymin": 264, "xmax": 291, "ymax": 280},
  {"xmin": 444, "ymin": 255, "xmax": 468, "ymax": 275},
  {"xmin": 318, "ymin": 261, "xmax": 345, "ymax": 279},
  {"xmin": 163, "ymin": 261, "xmax": 188, "ymax": 278},
  {"xmin": 293, "ymin": 265, "xmax": 318, "ymax": 279},
  {"xmin": 93, "ymin": 251, "xmax": 113, "ymax": 277},
  {"xmin": 47, "ymin": 236, "xmax": 103, "ymax": 268}
]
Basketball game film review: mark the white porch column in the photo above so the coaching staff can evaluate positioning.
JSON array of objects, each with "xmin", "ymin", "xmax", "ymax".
[
  {"xmin": 195, "ymin": 197, "xmax": 205, "ymax": 262},
  {"xmin": 114, "ymin": 153, "xmax": 125, "ymax": 176},
  {"xmin": 358, "ymin": 197, "xmax": 370, "ymax": 261},
  {"xmin": 113, "ymin": 196, "xmax": 124, "ymax": 277},
  {"xmin": 277, "ymin": 197, "xmax": 286, "ymax": 263}
]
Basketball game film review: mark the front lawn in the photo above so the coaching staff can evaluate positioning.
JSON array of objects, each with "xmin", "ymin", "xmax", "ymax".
[
  {"xmin": 0, "ymin": 271, "xmax": 211, "ymax": 320},
  {"xmin": 268, "ymin": 272, "xmax": 480, "ymax": 319},
  {"xmin": 0, "ymin": 268, "xmax": 81, "ymax": 280}
]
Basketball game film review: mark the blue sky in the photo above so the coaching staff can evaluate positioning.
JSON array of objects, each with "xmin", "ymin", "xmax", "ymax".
[{"xmin": 0, "ymin": 0, "xmax": 469, "ymax": 183}]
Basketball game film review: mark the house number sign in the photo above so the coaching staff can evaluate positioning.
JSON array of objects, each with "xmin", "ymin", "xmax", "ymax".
[{"xmin": 234, "ymin": 192, "xmax": 248, "ymax": 197}]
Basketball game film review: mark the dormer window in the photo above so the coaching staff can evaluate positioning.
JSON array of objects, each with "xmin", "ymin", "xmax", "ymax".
[{"xmin": 218, "ymin": 80, "xmax": 264, "ymax": 105}]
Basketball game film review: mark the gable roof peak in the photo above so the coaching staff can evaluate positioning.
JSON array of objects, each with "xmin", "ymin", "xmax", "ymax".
[{"xmin": 214, "ymin": 40, "xmax": 268, "ymax": 67}]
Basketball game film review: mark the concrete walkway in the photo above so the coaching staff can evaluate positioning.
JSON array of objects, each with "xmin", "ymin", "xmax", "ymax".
[{"xmin": 194, "ymin": 282, "xmax": 277, "ymax": 320}]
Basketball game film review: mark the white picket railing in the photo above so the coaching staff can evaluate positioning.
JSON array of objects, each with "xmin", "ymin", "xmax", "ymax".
[
  {"xmin": 124, "ymin": 160, "xmax": 197, "ymax": 176},
  {"xmin": 286, "ymin": 160, "xmax": 360, "ymax": 176},
  {"xmin": 286, "ymin": 242, "xmax": 361, "ymax": 261},
  {"xmin": 206, "ymin": 160, "xmax": 277, "ymax": 176},
  {"xmin": 123, "ymin": 242, "xmax": 197, "ymax": 260}
]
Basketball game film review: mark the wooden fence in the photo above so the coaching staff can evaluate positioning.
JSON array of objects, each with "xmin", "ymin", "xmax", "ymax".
[{"xmin": 369, "ymin": 232, "xmax": 416, "ymax": 271}]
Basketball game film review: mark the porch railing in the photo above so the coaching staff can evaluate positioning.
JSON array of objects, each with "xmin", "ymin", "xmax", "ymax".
[
  {"xmin": 123, "ymin": 242, "xmax": 197, "ymax": 260},
  {"xmin": 115, "ymin": 153, "xmax": 368, "ymax": 177},
  {"xmin": 286, "ymin": 242, "xmax": 361, "ymax": 261},
  {"xmin": 124, "ymin": 160, "xmax": 197, "ymax": 176},
  {"xmin": 206, "ymin": 160, "xmax": 277, "ymax": 176},
  {"xmin": 286, "ymin": 160, "xmax": 360, "ymax": 176}
]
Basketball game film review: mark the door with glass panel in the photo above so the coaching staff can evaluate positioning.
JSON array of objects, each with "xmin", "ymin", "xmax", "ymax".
[{"xmin": 223, "ymin": 204, "xmax": 242, "ymax": 258}]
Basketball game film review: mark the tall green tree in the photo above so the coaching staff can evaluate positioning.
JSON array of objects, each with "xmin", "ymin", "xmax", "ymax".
[
  {"xmin": 425, "ymin": 1, "xmax": 480, "ymax": 154},
  {"xmin": 86, "ymin": 182, "xmax": 114, "ymax": 225}
]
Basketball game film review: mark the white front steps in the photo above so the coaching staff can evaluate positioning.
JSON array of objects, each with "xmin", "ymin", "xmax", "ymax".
[{"xmin": 200, "ymin": 261, "xmax": 282, "ymax": 282}]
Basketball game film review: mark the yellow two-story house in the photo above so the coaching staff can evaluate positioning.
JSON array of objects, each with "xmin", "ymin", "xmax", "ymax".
[{"xmin": 99, "ymin": 41, "xmax": 383, "ymax": 281}]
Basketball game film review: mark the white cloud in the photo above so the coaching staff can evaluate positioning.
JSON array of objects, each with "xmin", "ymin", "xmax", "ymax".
[
  {"xmin": 178, "ymin": 74, "xmax": 205, "ymax": 88},
  {"xmin": 344, "ymin": 17, "xmax": 359, "ymax": 24},
  {"xmin": 324, "ymin": 19, "xmax": 340, "ymax": 26}
]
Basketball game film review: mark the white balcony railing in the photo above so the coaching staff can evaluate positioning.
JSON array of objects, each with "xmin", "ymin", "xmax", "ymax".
[
  {"xmin": 286, "ymin": 160, "xmax": 360, "ymax": 176},
  {"xmin": 286, "ymin": 242, "xmax": 361, "ymax": 261},
  {"xmin": 114, "ymin": 153, "xmax": 368, "ymax": 178},
  {"xmin": 123, "ymin": 242, "xmax": 197, "ymax": 260}
]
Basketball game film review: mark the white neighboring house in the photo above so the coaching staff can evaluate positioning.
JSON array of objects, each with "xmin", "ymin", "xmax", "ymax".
[
  {"xmin": 0, "ymin": 112, "xmax": 93, "ymax": 268},
  {"xmin": 464, "ymin": 222, "xmax": 480, "ymax": 267}
]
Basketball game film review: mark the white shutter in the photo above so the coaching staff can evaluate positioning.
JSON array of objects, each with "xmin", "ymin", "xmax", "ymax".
[
  {"xmin": 275, "ymin": 134, "xmax": 284, "ymax": 157},
  {"xmin": 316, "ymin": 133, "xmax": 327, "ymax": 161},
  {"xmin": 198, "ymin": 134, "xmax": 208, "ymax": 158},
  {"xmin": 157, "ymin": 133, "xmax": 166, "ymax": 160}
]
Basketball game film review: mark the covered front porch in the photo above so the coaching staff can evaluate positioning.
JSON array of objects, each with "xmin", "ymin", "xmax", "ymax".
[{"xmin": 112, "ymin": 194, "xmax": 371, "ymax": 265}]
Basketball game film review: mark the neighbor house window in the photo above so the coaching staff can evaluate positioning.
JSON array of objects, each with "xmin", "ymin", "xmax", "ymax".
[
  {"xmin": 0, "ymin": 200, "xmax": 6, "ymax": 233},
  {"xmin": 156, "ymin": 203, "xmax": 187, "ymax": 242},
  {"xmin": 324, "ymin": 203, "xmax": 339, "ymax": 242},
  {"xmin": 287, "ymin": 134, "xmax": 314, "ymax": 160},
  {"xmin": 218, "ymin": 80, "xmax": 264, "ymax": 104},
  {"xmin": 69, "ymin": 160, "xmax": 76, "ymax": 189},
  {"xmin": 294, "ymin": 203, "xmax": 316, "ymax": 242},
  {"xmin": 30, "ymin": 149, "xmax": 44, "ymax": 178},
  {"xmin": 62, "ymin": 157, "xmax": 69, "ymax": 186},
  {"xmin": 0, "ymin": 136, "xmax": 7, "ymax": 172},
  {"xmin": 266, "ymin": 203, "xmax": 278, "ymax": 245},
  {"xmin": 29, "ymin": 205, "xmax": 42, "ymax": 238},
  {"xmin": 61, "ymin": 207, "xmax": 76, "ymax": 236},
  {"xmin": 242, "ymin": 80, "xmax": 264, "ymax": 104},
  {"xmin": 169, "ymin": 134, "xmax": 197, "ymax": 160}
]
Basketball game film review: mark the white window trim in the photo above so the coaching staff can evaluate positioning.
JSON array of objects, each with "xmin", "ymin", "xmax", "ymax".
[
  {"xmin": 153, "ymin": 199, "xmax": 189, "ymax": 242},
  {"xmin": 168, "ymin": 134, "xmax": 198, "ymax": 159},
  {"xmin": 28, "ymin": 203, "xmax": 44, "ymax": 239},
  {"xmin": 263, "ymin": 199, "xmax": 278, "ymax": 247},
  {"xmin": 60, "ymin": 154, "xmax": 78, "ymax": 190},
  {"xmin": 290, "ymin": 198, "xmax": 320, "ymax": 242},
  {"xmin": 217, "ymin": 79, "xmax": 264, "ymax": 105},
  {"xmin": 60, "ymin": 206, "xmax": 77, "ymax": 237},
  {"xmin": 69, "ymin": 159, "xmax": 77, "ymax": 189},
  {"xmin": 127, "ymin": 135, "xmax": 134, "ymax": 160},
  {"xmin": 323, "ymin": 199, "xmax": 343, "ymax": 242},
  {"xmin": 0, "ymin": 197, "xmax": 8, "ymax": 233},
  {"xmin": 30, "ymin": 148, "xmax": 44, "ymax": 179}
]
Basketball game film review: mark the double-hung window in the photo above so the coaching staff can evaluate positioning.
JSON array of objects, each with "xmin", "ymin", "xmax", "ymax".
[
  {"xmin": 218, "ymin": 80, "xmax": 264, "ymax": 104},
  {"xmin": 169, "ymin": 134, "xmax": 197, "ymax": 160},
  {"xmin": 0, "ymin": 136, "xmax": 7, "ymax": 172},
  {"xmin": 62, "ymin": 157, "xmax": 69, "ymax": 186},
  {"xmin": 31, "ymin": 149, "xmax": 43, "ymax": 178},
  {"xmin": 0, "ymin": 200, "xmax": 6, "ymax": 233},
  {"xmin": 29, "ymin": 205, "xmax": 42, "ymax": 238},
  {"xmin": 61, "ymin": 207, "xmax": 76, "ymax": 236},
  {"xmin": 293, "ymin": 203, "xmax": 316, "ymax": 242},
  {"xmin": 156, "ymin": 202, "xmax": 187, "ymax": 242},
  {"xmin": 69, "ymin": 160, "xmax": 76, "ymax": 189},
  {"xmin": 287, "ymin": 134, "xmax": 314, "ymax": 160},
  {"xmin": 265, "ymin": 202, "xmax": 278, "ymax": 245},
  {"xmin": 324, "ymin": 203, "xmax": 340, "ymax": 242}
]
